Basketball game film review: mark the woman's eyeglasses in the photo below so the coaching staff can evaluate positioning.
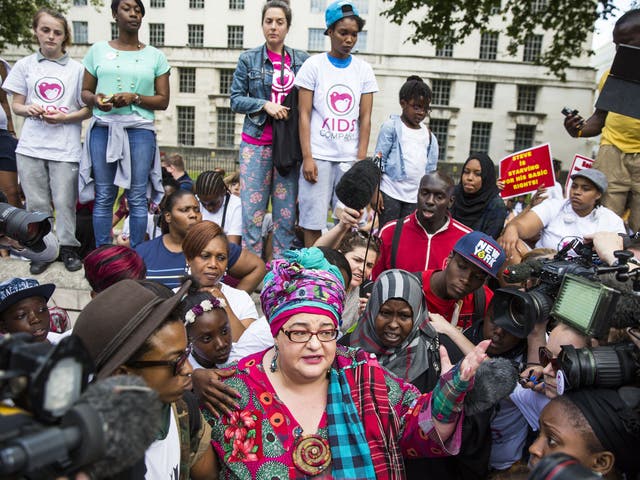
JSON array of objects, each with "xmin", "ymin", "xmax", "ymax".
[
  {"xmin": 281, "ymin": 329, "xmax": 339, "ymax": 343},
  {"xmin": 538, "ymin": 346, "xmax": 560, "ymax": 370},
  {"xmin": 127, "ymin": 343, "xmax": 193, "ymax": 376}
]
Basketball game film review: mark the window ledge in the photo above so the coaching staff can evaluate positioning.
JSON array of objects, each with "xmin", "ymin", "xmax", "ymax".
[{"xmin": 508, "ymin": 111, "xmax": 547, "ymax": 119}]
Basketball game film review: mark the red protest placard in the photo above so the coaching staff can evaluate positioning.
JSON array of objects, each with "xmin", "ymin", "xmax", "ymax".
[
  {"xmin": 499, "ymin": 144, "xmax": 555, "ymax": 199},
  {"xmin": 565, "ymin": 154, "xmax": 594, "ymax": 194}
]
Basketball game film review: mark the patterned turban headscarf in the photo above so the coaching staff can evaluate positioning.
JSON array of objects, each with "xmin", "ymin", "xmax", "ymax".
[{"xmin": 260, "ymin": 248, "xmax": 346, "ymax": 336}]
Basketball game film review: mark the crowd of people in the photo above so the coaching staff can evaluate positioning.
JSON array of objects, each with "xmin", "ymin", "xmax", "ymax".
[{"xmin": 1, "ymin": 0, "xmax": 640, "ymax": 479}]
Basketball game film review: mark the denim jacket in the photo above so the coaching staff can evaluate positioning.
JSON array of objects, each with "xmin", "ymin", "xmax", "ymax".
[
  {"xmin": 230, "ymin": 44, "xmax": 309, "ymax": 139},
  {"xmin": 374, "ymin": 115, "xmax": 439, "ymax": 181}
]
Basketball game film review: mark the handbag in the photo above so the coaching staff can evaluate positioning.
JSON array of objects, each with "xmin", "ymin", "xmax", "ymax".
[{"xmin": 272, "ymin": 48, "xmax": 302, "ymax": 177}]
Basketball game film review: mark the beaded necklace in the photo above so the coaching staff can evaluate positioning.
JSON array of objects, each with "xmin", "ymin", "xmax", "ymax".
[{"xmin": 113, "ymin": 42, "xmax": 143, "ymax": 93}]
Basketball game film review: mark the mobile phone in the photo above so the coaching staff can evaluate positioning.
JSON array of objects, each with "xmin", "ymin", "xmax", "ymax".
[
  {"xmin": 359, "ymin": 279, "xmax": 373, "ymax": 299},
  {"xmin": 561, "ymin": 106, "xmax": 578, "ymax": 117}
]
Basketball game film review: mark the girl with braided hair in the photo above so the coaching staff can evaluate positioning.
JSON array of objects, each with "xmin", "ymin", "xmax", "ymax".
[{"xmin": 195, "ymin": 170, "xmax": 242, "ymax": 245}]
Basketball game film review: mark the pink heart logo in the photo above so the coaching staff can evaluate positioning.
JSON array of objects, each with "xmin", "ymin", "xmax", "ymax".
[
  {"xmin": 37, "ymin": 80, "xmax": 63, "ymax": 102},
  {"xmin": 330, "ymin": 91, "xmax": 352, "ymax": 114}
]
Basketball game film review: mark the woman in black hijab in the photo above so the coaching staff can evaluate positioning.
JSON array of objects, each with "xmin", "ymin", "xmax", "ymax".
[{"xmin": 451, "ymin": 153, "xmax": 507, "ymax": 238}]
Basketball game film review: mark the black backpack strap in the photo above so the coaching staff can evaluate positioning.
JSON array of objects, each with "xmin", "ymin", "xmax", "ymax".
[
  {"xmin": 472, "ymin": 286, "xmax": 486, "ymax": 325},
  {"xmin": 390, "ymin": 216, "xmax": 406, "ymax": 269},
  {"xmin": 220, "ymin": 193, "xmax": 230, "ymax": 230}
]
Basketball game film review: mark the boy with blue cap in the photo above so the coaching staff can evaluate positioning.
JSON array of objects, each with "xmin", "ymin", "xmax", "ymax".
[{"xmin": 295, "ymin": 0, "xmax": 378, "ymax": 247}]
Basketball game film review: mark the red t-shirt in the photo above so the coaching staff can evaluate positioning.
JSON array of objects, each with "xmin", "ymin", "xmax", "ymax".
[
  {"xmin": 372, "ymin": 213, "xmax": 471, "ymax": 280},
  {"xmin": 422, "ymin": 269, "xmax": 494, "ymax": 330}
]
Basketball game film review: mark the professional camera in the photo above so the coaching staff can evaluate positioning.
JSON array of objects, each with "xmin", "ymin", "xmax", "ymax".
[
  {"xmin": 556, "ymin": 342, "xmax": 639, "ymax": 393},
  {"xmin": 529, "ymin": 453, "xmax": 601, "ymax": 480},
  {"xmin": 493, "ymin": 240, "xmax": 621, "ymax": 338},
  {"xmin": 0, "ymin": 333, "xmax": 162, "ymax": 479},
  {"xmin": 0, "ymin": 201, "xmax": 52, "ymax": 253}
]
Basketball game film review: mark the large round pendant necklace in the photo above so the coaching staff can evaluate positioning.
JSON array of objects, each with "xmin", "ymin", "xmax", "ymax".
[{"xmin": 291, "ymin": 426, "xmax": 331, "ymax": 476}]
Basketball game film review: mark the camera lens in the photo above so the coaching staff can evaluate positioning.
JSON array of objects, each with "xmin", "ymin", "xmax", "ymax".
[
  {"xmin": 558, "ymin": 344, "xmax": 637, "ymax": 391},
  {"xmin": 0, "ymin": 203, "xmax": 52, "ymax": 252}
]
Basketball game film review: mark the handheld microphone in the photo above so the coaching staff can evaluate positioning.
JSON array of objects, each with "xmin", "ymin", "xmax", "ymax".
[
  {"xmin": 0, "ymin": 375, "xmax": 162, "ymax": 478},
  {"xmin": 463, "ymin": 357, "xmax": 519, "ymax": 416},
  {"xmin": 335, "ymin": 158, "xmax": 382, "ymax": 211}
]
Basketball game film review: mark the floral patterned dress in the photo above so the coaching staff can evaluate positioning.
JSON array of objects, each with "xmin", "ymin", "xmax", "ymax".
[{"xmin": 204, "ymin": 346, "xmax": 463, "ymax": 479}]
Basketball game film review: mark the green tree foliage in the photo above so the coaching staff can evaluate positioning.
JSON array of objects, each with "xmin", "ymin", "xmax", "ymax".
[
  {"xmin": 381, "ymin": 0, "xmax": 618, "ymax": 80},
  {"xmin": 0, "ymin": 0, "xmax": 102, "ymax": 52}
]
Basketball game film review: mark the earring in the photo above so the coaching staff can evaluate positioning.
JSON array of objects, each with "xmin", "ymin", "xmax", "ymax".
[{"xmin": 270, "ymin": 345, "xmax": 279, "ymax": 373}]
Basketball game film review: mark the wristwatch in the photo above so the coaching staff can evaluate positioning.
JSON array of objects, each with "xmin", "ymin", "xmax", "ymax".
[{"xmin": 133, "ymin": 94, "xmax": 142, "ymax": 105}]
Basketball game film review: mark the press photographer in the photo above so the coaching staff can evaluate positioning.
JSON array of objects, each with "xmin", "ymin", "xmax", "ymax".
[{"xmin": 0, "ymin": 333, "xmax": 162, "ymax": 479}]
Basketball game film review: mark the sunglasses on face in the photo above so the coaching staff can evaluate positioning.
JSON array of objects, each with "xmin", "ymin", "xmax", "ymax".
[
  {"xmin": 127, "ymin": 343, "xmax": 193, "ymax": 376},
  {"xmin": 539, "ymin": 346, "xmax": 560, "ymax": 370}
]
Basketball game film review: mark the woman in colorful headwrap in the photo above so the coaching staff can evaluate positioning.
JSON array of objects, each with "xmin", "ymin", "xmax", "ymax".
[
  {"xmin": 529, "ymin": 388, "xmax": 640, "ymax": 478},
  {"xmin": 204, "ymin": 246, "xmax": 491, "ymax": 479},
  {"xmin": 451, "ymin": 153, "xmax": 507, "ymax": 239}
]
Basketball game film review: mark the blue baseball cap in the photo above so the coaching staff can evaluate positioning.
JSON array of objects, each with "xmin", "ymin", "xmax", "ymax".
[
  {"xmin": 453, "ymin": 231, "xmax": 506, "ymax": 279},
  {"xmin": 0, "ymin": 277, "xmax": 55, "ymax": 314},
  {"xmin": 325, "ymin": 0, "xmax": 360, "ymax": 34}
]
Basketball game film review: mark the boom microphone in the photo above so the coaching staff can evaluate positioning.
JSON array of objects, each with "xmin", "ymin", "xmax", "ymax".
[
  {"xmin": 463, "ymin": 357, "xmax": 519, "ymax": 416},
  {"xmin": 0, "ymin": 375, "xmax": 162, "ymax": 478},
  {"xmin": 502, "ymin": 259, "xmax": 545, "ymax": 284},
  {"xmin": 335, "ymin": 158, "xmax": 382, "ymax": 211}
]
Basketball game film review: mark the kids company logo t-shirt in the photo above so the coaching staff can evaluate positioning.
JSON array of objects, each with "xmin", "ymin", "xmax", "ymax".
[
  {"xmin": 294, "ymin": 53, "xmax": 377, "ymax": 162},
  {"xmin": 2, "ymin": 53, "xmax": 85, "ymax": 162}
]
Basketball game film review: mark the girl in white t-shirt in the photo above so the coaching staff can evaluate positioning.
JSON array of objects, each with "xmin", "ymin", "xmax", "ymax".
[
  {"xmin": 2, "ymin": 9, "xmax": 90, "ymax": 274},
  {"xmin": 374, "ymin": 75, "xmax": 439, "ymax": 228},
  {"xmin": 295, "ymin": 1, "xmax": 378, "ymax": 247}
]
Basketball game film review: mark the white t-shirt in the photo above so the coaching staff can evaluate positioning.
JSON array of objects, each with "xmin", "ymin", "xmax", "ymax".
[
  {"xmin": 145, "ymin": 406, "xmax": 180, "ymax": 479},
  {"xmin": 0, "ymin": 59, "xmax": 11, "ymax": 130},
  {"xmin": 294, "ymin": 53, "xmax": 378, "ymax": 162},
  {"xmin": 532, "ymin": 198, "xmax": 625, "ymax": 251},
  {"xmin": 381, "ymin": 123, "xmax": 431, "ymax": 203},
  {"xmin": 509, "ymin": 383, "xmax": 550, "ymax": 431},
  {"xmin": 2, "ymin": 53, "xmax": 85, "ymax": 162},
  {"xmin": 121, "ymin": 214, "xmax": 161, "ymax": 241},
  {"xmin": 200, "ymin": 194, "xmax": 242, "ymax": 237},
  {"xmin": 220, "ymin": 282, "xmax": 258, "ymax": 322},
  {"xmin": 546, "ymin": 181, "xmax": 564, "ymax": 201}
]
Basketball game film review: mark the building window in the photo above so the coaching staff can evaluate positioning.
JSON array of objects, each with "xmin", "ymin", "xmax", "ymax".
[
  {"xmin": 470, "ymin": 122, "xmax": 492, "ymax": 153},
  {"xmin": 220, "ymin": 69, "xmax": 234, "ymax": 95},
  {"xmin": 217, "ymin": 108, "xmax": 235, "ymax": 147},
  {"xmin": 431, "ymin": 79, "xmax": 452, "ymax": 106},
  {"xmin": 110, "ymin": 22, "xmax": 118, "ymax": 40},
  {"xmin": 531, "ymin": 0, "xmax": 547, "ymax": 13},
  {"xmin": 179, "ymin": 68, "xmax": 196, "ymax": 94},
  {"xmin": 177, "ymin": 106, "xmax": 195, "ymax": 146},
  {"xmin": 310, "ymin": 0, "xmax": 326, "ymax": 13},
  {"xmin": 429, "ymin": 119, "xmax": 449, "ymax": 161},
  {"xmin": 149, "ymin": 23, "xmax": 165, "ymax": 47},
  {"xmin": 517, "ymin": 85, "xmax": 538, "ymax": 111},
  {"xmin": 189, "ymin": 0, "xmax": 204, "ymax": 8},
  {"xmin": 479, "ymin": 32, "xmax": 498, "ymax": 60},
  {"xmin": 73, "ymin": 0, "xmax": 87, "ymax": 6},
  {"xmin": 188, "ymin": 24, "xmax": 204, "ymax": 47},
  {"xmin": 308, "ymin": 28, "xmax": 325, "ymax": 51},
  {"xmin": 514, "ymin": 124, "xmax": 536, "ymax": 152},
  {"xmin": 229, "ymin": 0, "xmax": 245, "ymax": 9},
  {"xmin": 73, "ymin": 21, "xmax": 88, "ymax": 44},
  {"xmin": 228, "ymin": 25, "xmax": 244, "ymax": 49},
  {"xmin": 150, "ymin": 0, "xmax": 165, "ymax": 7},
  {"xmin": 523, "ymin": 34, "xmax": 543, "ymax": 62},
  {"xmin": 474, "ymin": 82, "xmax": 495, "ymax": 109},
  {"xmin": 435, "ymin": 43, "xmax": 453, "ymax": 57},
  {"xmin": 355, "ymin": 31, "xmax": 368, "ymax": 52}
]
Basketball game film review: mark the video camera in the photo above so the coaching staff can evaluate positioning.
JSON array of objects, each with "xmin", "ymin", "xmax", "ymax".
[
  {"xmin": 495, "ymin": 239, "xmax": 640, "ymax": 392},
  {"xmin": 529, "ymin": 453, "xmax": 601, "ymax": 480},
  {"xmin": 0, "ymin": 333, "xmax": 162, "ymax": 479},
  {"xmin": 494, "ymin": 239, "xmax": 623, "ymax": 339},
  {"xmin": 0, "ymin": 197, "xmax": 52, "ymax": 253}
]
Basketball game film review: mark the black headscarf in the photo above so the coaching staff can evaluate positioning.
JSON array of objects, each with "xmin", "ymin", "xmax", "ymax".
[
  {"xmin": 451, "ymin": 153, "xmax": 499, "ymax": 229},
  {"xmin": 566, "ymin": 388, "xmax": 640, "ymax": 476}
]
